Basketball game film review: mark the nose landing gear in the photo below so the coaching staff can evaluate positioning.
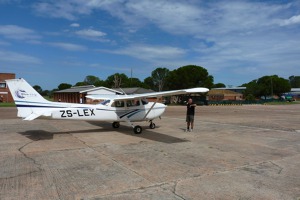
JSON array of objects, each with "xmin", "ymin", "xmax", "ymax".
[{"xmin": 149, "ymin": 121, "xmax": 156, "ymax": 129}]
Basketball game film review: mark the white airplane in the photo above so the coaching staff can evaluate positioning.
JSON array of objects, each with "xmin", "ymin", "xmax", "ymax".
[{"xmin": 6, "ymin": 78, "xmax": 209, "ymax": 134}]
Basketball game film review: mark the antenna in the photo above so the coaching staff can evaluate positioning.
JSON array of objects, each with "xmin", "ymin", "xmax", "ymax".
[{"xmin": 130, "ymin": 68, "xmax": 132, "ymax": 87}]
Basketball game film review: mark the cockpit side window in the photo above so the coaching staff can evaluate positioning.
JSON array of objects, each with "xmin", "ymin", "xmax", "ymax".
[{"xmin": 111, "ymin": 101, "xmax": 124, "ymax": 107}]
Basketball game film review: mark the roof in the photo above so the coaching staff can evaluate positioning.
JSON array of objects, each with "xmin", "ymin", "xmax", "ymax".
[
  {"xmin": 54, "ymin": 85, "xmax": 95, "ymax": 93},
  {"xmin": 81, "ymin": 86, "xmax": 123, "ymax": 94},
  {"xmin": 115, "ymin": 87, "xmax": 155, "ymax": 94},
  {"xmin": 213, "ymin": 87, "xmax": 246, "ymax": 90},
  {"xmin": 291, "ymin": 88, "xmax": 300, "ymax": 92}
]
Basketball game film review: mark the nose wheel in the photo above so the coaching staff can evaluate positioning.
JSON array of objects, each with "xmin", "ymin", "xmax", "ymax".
[{"xmin": 149, "ymin": 121, "xmax": 156, "ymax": 129}]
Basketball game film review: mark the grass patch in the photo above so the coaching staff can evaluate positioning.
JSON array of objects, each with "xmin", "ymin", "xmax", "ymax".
[
  {"xmin": 0, "ymin": 102, "xmax": 16, "ymax": 107},
  {"xmin": 264, "ymin": 101, "xmax": 300, "ymax": 105}
]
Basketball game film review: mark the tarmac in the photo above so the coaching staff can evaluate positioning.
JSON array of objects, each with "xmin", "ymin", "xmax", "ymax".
[{"xmin": 0, "ymin": 105, "xmax": 299, "ymax": 200}]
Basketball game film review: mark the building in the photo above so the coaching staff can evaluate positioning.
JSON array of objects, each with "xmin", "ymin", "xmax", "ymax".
[
  {"xmin": 284, "ymin": 88, "xmax": 300, "ymax": 101},
  {"xmin": 208, "ymin": 89, "xmax": 243, "ymax": 101},
  {"xmin": 0, "ymin": 73, "xmax": 16, "ymax": 103},
  {"xmin": 213, "ymin": 87, "xmax": 246, "ymax": 94}
]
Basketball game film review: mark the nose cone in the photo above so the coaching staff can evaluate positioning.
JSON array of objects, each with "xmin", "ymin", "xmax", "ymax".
[{"xmin": 156, "ymin": 103, "xmax": 167, "ymax": 116}]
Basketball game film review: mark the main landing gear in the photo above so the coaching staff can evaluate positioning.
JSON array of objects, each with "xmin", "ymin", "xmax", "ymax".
[
  {"xmin": 111, "ymin": 120, "xmax": 156, "ymax": 134},
  {"xmin": 112, "ymin": 122, "xmax": 120, "ymax": 128}
]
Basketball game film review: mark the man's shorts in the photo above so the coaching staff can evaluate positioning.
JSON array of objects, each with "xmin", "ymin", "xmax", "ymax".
[{"xmin": 186, "ymin": 115, "xmax": 194, "ymax": 123}]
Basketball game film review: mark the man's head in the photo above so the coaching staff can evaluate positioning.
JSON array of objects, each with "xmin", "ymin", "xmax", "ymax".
[{"xmin": 188, "ymin": 98, "xmax": 193, "ymax": 104}]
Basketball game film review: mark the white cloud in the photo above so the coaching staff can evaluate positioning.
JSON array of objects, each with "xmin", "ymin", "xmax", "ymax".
[
  {"xmin": 280, "ymin": 15, "xmax": 300, "ymax": 26},
  {"xmin": 0, "ymin": 25, "xmax": 41, "ymax": 41},
  {"xmin": 70, "ymin": 23, "xmax": 80, "ymax": 28},
  {"xmin": 76, "ymin": 29, "xmax": 106, "ymax": 37},
  {"xmin": 48, "ymin": 42, "xmax": 87, "ymax": 51},
  {"xmin": 0, "ymin": 50, "xmax": 41, "ymax": 64},
  {"xmin": 75, "ymin": 28, "xmax": 108, "ymax": 42},
  {"xmin": 109, "ymin": 44, "xmax": 186, "ymax": 62},
  {"xmin": 32, "ymin": 0, "xmax": 112, "ymax": 20}
]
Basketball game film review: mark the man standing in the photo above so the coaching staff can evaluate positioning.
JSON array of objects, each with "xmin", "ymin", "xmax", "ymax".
[{"xmin": 186, "ymin": 98, "xmax": 196, "ymax": 132}]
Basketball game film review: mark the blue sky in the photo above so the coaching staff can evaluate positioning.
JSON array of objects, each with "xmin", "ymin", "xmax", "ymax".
[{"xmin": 0, "ymin": 0, "xmax": 300, "ymax": 90}]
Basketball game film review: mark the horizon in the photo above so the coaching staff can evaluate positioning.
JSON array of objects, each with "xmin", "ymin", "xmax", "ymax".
[{"xmin": 1, "ymin": 0, "xmax": 299, "ymax": 90}]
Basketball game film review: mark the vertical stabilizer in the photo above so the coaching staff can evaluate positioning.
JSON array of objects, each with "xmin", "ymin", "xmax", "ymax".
[{"xmin": 6, "ymin": 78, "xmax": 50, "ymax": 118}]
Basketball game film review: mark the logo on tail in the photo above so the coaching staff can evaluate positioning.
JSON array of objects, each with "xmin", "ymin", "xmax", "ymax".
[{"xmin": 15, "ymin": 89, "xmax": 37, "ymax": 99}]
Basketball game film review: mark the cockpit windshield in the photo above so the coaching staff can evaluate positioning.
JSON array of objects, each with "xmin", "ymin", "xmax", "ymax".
[
  {"xmin": 100, "ymin": 100, "xmax": 110, "ymax": 106},
  {"xmin": 141, "ymin": 99, "xmax": 148, "ymax": 105}
]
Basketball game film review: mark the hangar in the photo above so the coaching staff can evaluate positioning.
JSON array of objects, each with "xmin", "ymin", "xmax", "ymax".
[{"xmin": 208, "ymin": 89, "xmax": 243, "ymax": 101}]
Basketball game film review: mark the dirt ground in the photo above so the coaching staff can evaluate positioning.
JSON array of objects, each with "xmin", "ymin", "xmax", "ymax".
[{"xmin": 0, "ymin": 105, "xmax": 299, "ymax": 200}]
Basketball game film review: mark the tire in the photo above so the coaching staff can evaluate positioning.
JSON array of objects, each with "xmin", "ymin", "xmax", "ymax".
[
  {"xmin": 134, "ymin": 125, "xmax": 142, "ymax": 134},
  {"xmin": 149, "ymin": 123, "xmax": 156, "ymax": 129},
  {"xmin": 112, "ymin": 122, "xmax": 120, "ymax": 128}
]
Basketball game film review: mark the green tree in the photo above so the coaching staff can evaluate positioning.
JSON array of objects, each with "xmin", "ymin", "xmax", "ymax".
[
  {"xmin": 105, "ymin": 73, "xmax": 130, "ymax": 88},
  {"xmin": 84, "ymin": 75, "xmax": 101, "ymax": 85},
  {"xmin": 144, "ymin": 77, "xmax": 155, "ymax": 90},
  {"xmin": 212, "ymin": 83, "xmax": 226, "ymax": 88},
  {"xmin": 58, "ymin": 83, "xmax": 72, "ymax": 90},
  {"xmin": 166, "ymin": 65, "xmax": 213, "ymax": 90},
  {"xmin": 33, "ymin": 85, "xmax": 42, "ymax": 94},
  {"xmin": 151, "ymin": 67, "xmax": 170, "ymax": 91},
  {"xmin": 243, "ymin": 75, "xmax": 291, "ymax": 99},
  {"xmin": 129, "ymin": 78, "xmax": 145, "ymax": 87},
  {"xmin": 74, "ymin": 82, "xmax": 88, "ymax": 86},
  {"xmin": 289, "ymin": 76, "xmax": 300, "ymax": 88}
]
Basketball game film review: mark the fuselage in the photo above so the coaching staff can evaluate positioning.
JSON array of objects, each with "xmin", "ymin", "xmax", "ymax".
[{"xmin": 16, "ymin": 98, "xmax": 167, "ymax": 122}]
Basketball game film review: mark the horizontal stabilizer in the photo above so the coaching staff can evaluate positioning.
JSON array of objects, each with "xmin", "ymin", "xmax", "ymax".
[{"xmin": 24, "ymin": 113, "xmax": 41, "ymax": 121}]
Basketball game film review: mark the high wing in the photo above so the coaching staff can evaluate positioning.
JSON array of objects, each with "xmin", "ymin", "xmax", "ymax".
[{"xmin": 86, "ymin": 87, "xmax": 209, "ymax": 100}]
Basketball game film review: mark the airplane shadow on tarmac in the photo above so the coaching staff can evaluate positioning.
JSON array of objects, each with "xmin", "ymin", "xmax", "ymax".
[
  {"xmin": 86, "ymin": 121, "xmax": 189, "ymax": 144},
  {"xmin": 18, "ymin": 130, "xmax": 58, "ymax": 141},
  {"xmin": 18, "ymin": 122, "xmax": 189, "ymax": 144}
]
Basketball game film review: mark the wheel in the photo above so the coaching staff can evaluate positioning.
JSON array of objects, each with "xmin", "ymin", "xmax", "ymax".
[
  {"xmin": 134, "ymin": 125, "xmax": 142, "ymax": 134},
  {"xmin": 149, "ymin": 122, "xmax": 156, "ymax": 129},
  {"xmin": 112, "ymin": 122, "xmax": 120, "ymax": 128}
]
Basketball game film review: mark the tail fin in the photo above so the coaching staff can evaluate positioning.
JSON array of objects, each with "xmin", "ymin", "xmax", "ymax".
[{"xmin": 6, "ymin": 78, "xmax": 50, "ymax": 119}]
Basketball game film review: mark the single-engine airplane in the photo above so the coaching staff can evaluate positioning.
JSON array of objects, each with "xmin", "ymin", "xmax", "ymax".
[{"xmin": 6, "ymin": 78, "xmax": 209, "ymax": 134}]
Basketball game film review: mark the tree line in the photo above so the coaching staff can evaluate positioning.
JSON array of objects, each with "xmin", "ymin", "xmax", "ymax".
[{"xmin": 33, "ymin": 64, "xmax": 300, "ymax": 99}]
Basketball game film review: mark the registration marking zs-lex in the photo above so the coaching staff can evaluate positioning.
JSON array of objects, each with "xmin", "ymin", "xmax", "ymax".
[{"xmin": 60, "ymin": 109, "xmax": 95, "ymax": 118}]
